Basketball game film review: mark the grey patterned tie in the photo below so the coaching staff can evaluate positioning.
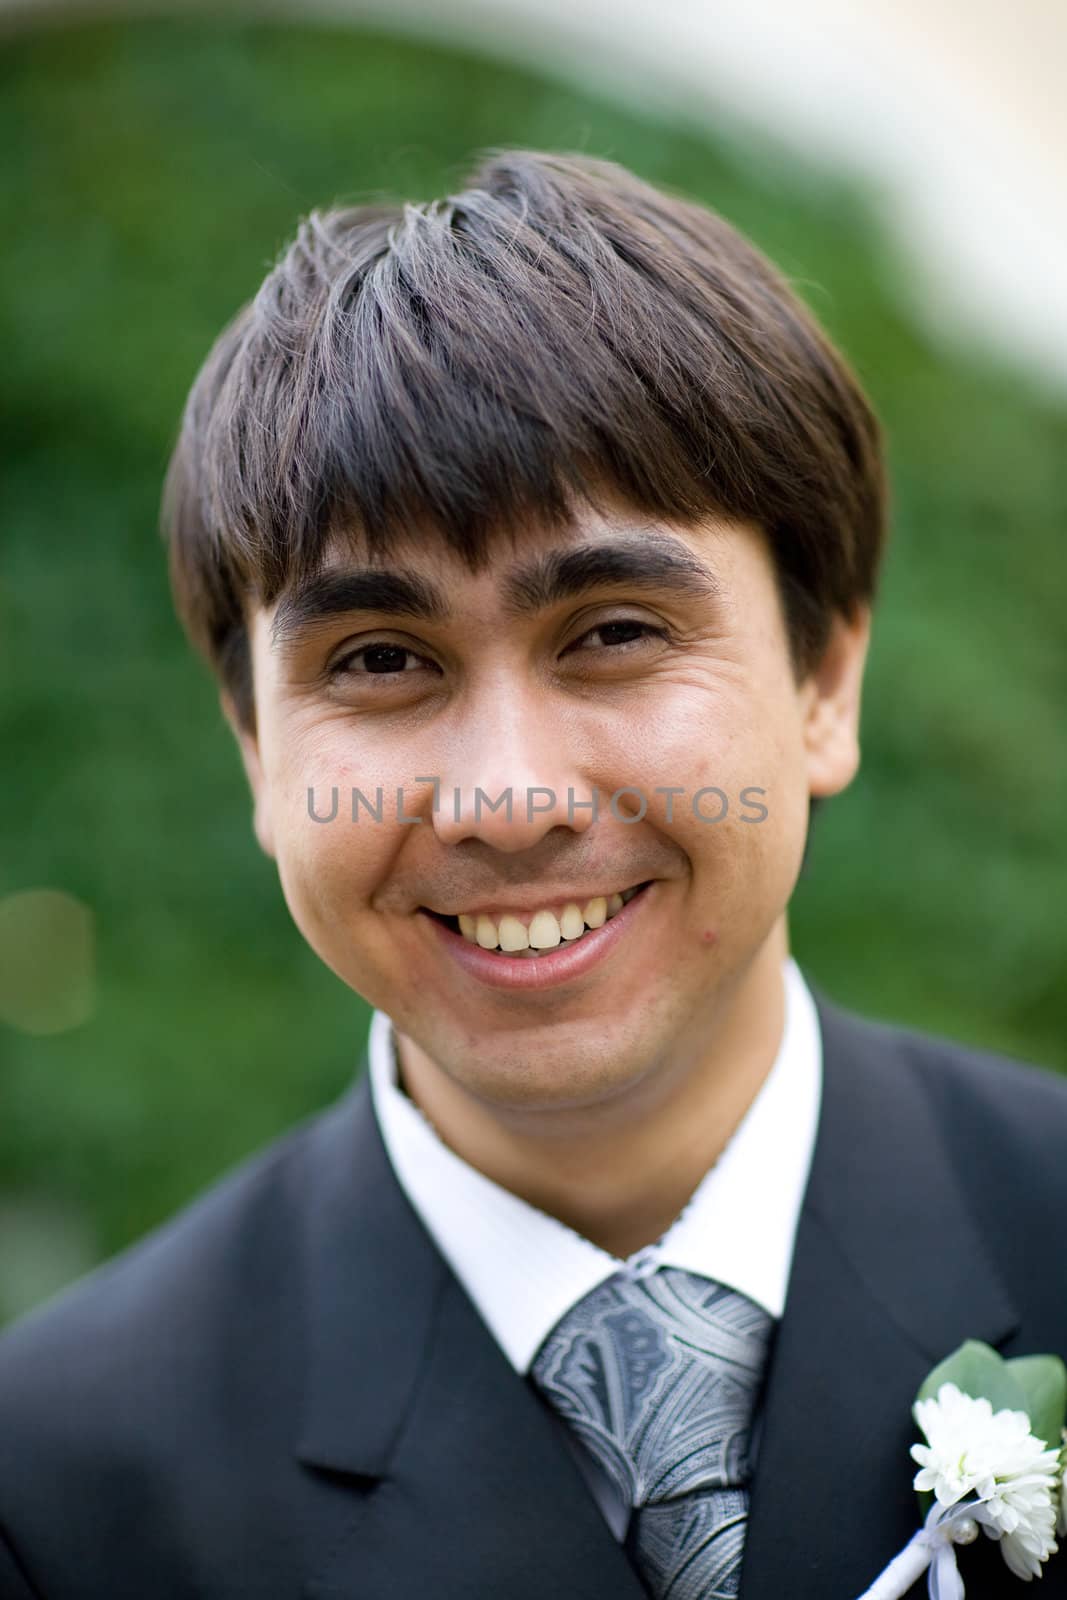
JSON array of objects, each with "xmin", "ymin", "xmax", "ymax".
[{"xmin": 530, "ymin": 1265, "xmax": 773, "ymax": 1600}]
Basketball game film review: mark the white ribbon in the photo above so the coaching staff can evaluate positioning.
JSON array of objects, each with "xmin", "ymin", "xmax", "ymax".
[{"xmin": 855, "ymin": 1498, "xmax": 1003, "ymax": 1600}]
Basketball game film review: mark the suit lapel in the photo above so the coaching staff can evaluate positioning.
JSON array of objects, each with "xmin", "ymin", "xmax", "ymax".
[
  {"xmin": 292, "ymin": 982, "xmax": 1021, "ymax": 1600},
  {"xmin": 294, "ymin": 1071, "xmax": 646, "ymax": 1600},
  {"xmin": 740, "ymin": 987, "xmax": 1019, "ymax": 1600}
]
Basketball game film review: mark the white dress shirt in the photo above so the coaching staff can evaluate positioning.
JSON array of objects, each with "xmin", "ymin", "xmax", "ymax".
[
  {"xmin": 368, "ymin": 956, "xmax": 821, "ymax": 1364},
  {"xmin": 366, "ymin": 955, "xmax": 822, "ymax": 1538}
]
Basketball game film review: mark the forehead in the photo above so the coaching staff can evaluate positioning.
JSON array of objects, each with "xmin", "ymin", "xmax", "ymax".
[{"xmin": 257, "ymin": 503, "xmax": 764, "ymax": 659}]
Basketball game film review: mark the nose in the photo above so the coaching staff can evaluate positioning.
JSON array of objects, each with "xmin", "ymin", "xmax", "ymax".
[{"xmin": 428, "ymin": 688, "xmax": 596, "ymax": 853}]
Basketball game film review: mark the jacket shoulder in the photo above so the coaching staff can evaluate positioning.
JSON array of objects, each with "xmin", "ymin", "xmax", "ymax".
[
  {"xmin": 825, "ymin": 985, "xmax": 1067, "ymax": 1126},
  {"xmin": 0, "ymin": 1085, "xmax": 354, "ymax": 1469},
  {"xmin": 0, "ymin": 1077, "xmax": 379, "ymax": 1593},
  {"xmin": 4, "ymin": 1096, "xmax": 315, "ymax": 1337},
  {"xmin": 813, "ymin": 988, "xmax": 1067, "ymax": 1307}
]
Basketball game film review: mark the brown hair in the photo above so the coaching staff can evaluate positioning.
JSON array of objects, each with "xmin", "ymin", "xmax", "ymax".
[{"xmin": 161, "ymin": 147, "xmax": 889, "ymax": 758}]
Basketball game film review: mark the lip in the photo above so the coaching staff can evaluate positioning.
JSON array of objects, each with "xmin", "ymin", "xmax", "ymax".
[{"xmin": 418, "ymin": 881, "xmax": 656, "ymax": 992}]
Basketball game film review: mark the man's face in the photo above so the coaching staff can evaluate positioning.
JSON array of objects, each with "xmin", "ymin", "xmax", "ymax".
[{"xmin": 231, "ymin": 499, "xmax": 869, "ymax": 1113}]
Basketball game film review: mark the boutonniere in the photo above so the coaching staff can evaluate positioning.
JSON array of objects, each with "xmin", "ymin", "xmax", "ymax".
[{"xmin": 857, "ymin": 1340, "xmax": 1067, "ymax": 1599}]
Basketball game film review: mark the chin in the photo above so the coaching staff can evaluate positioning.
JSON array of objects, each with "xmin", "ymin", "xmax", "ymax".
[{"xmin": 449, "ymin": 1038, "xmax": 653, "ymax": 1115}]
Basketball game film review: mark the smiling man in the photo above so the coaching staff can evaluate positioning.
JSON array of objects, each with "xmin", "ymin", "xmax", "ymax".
[
  {"xmin": 240, "ymin": 500, "xmax": 856, "ymax": 1259},
  {"xmin": 1, "ymin": 150, "xmax": 1066, "ymax": 1600}
]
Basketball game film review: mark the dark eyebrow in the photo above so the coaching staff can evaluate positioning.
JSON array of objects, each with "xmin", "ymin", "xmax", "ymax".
[
  {"xmin": 270, "ymin": 569, "xmax": 449, "ymax": 653},
  {"xmin": 270, "ymin": 533, "xmax": 724, "ymax": 652},
  {"xmin": 498, "ymin": 534, "xmax": 725, "ymax": 619}
]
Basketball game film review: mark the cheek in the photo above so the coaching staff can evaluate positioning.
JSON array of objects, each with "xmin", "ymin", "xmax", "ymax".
[
  {"xmin": 674, "ymin": 794, "xmax": 807, "ymax": 963},
  {"xmin": 266, "ymin": 734, "xmax": 397, "ymax": 932},
  {"xmin": 642, "ymin": 677, "xmax": 799, "ymax": 818},
  {"xmin": 665, "ymin": 701, "xmax": 810, "ymax": 938}
]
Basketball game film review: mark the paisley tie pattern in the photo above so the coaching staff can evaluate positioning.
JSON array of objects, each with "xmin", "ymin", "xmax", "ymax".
[{"xmin": 530, "ymin": 1266, "xmax": 773, "ymax": 1599}]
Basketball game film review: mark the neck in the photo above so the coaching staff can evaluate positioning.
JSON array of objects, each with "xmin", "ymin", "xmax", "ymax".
[{"xmin": 394, "ymin": 929, "xmax": 790, "ymax": 1259}]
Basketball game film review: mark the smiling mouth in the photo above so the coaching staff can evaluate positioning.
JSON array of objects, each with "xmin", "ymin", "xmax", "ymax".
[{"xmin": 420, "ymin": 882, "xmax": 652, "ymax": 957}]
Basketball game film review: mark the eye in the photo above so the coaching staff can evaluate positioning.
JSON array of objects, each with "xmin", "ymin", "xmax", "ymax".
[
  {"xmin": 328, "ymin": 641, "xmax": 437, "ymax": 679},
  {"xmin": 565, "ymin": 618, "xmax": 671, "ymax": 655}
]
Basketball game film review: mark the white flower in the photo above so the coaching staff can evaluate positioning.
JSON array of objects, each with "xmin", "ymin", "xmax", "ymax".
[
  {"xmin": 911, "ymin": 1382, "xmax": 1061, "ymax": 1580},
  {"xmin": 1059, "ymin": 1430, "xmax": 1067, "ymax": 1540}
]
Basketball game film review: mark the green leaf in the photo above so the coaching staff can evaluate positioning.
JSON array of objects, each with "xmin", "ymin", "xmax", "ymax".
[
  {"xmin": 1005, "ymin": 1355, "xmax": 1067, "ymax": 1450},
  {"xmin": 914, "ymin": 1340, "xmax": 1027, "ymax": 1415}
]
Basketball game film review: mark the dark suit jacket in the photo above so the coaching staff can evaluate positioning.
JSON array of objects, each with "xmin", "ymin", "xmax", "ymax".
[{"xmin": 2, "ymin": 984, "xmax": 1067, "ymax": 1599}]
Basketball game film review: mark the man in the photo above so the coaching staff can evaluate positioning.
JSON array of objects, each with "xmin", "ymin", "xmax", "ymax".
[{"xmin": 1, "ymin": 149, "xmax": 1065, "ymax": 1600}]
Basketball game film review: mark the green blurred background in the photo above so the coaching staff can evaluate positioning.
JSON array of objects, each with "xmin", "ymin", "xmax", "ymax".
[{"xmin": 1, "ymin": 14, "xmax": 1065, "ymax": 1326}]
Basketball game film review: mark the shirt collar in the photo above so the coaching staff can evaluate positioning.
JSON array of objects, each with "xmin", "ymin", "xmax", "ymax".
[{"xmin": 367, "ymin": 955, "xmax": 822, "ymax": 1372}]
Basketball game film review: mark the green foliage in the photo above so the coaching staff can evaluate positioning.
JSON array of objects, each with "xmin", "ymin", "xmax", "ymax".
[
  {"xmin": 1005, "ymin": 1355, "xmax": 1067, "ymax": 1454},
  {"xmin": 0, "ymin": 17, "xmax": 1064, "ymax": 1321},
  {"xmin": 918, "ymin": 1341, "xmax": 1019, "ymax": 1419}
]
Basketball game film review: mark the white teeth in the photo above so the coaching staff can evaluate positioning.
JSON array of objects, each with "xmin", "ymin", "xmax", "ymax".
[
  {"xmin": 497, "ymin": 914, "xmax": 530, "ymax": 952},
  {"xmin": 451, "ymin": 886, "xmax": 642, "ymax": 951},
  {"xmin": 582, "ymin": 896, "xmax": 607, "ymax": 929},
  {"xmin": 528, "ymin": 910, "xmax": 561, "ymax": 949}
]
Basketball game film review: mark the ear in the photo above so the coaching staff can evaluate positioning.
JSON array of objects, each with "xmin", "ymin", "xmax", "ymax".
[
  {"xmin": 800, "ymin": 604, "xmax": 872, "ymax": 799},
  {"xmin": 219, "ymin": 690, "xmax": 276, "ymax": 860}
]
